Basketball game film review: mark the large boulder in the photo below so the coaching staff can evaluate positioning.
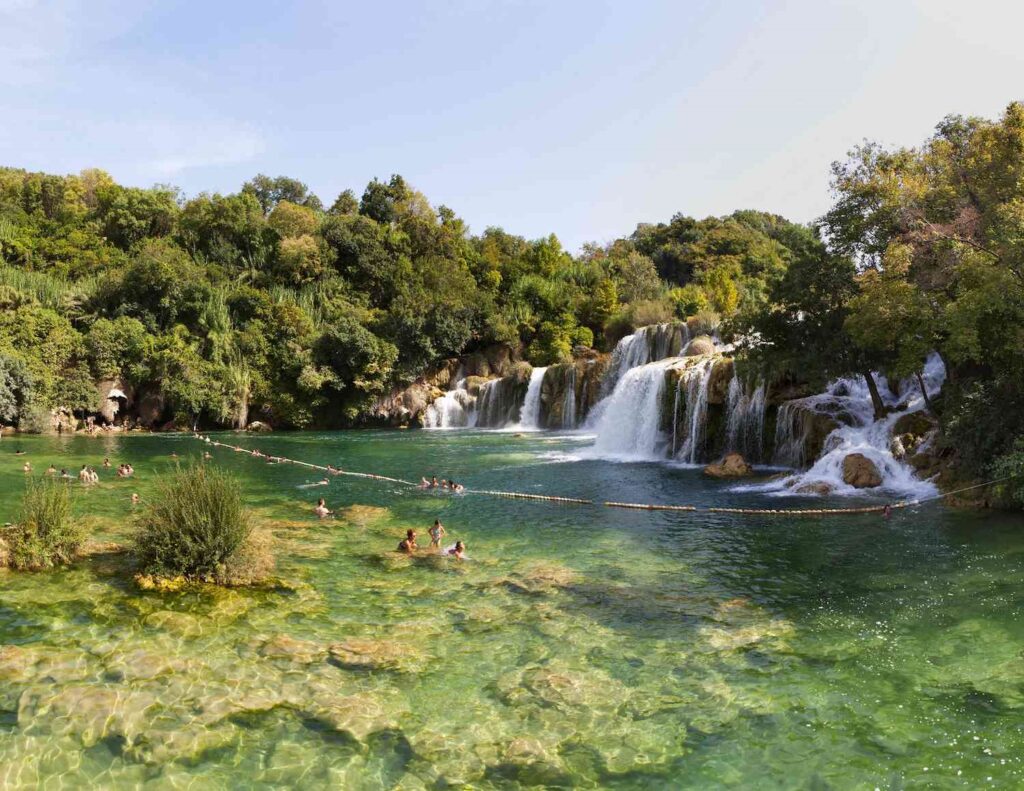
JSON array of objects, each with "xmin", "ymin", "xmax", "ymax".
[
  {"xmin": 893, "ymin": 410, "xmax": 936, "ymax": 438},
  {"xmin": 842, "ymin": 453, "xmax": 883, "ymax": 488},
  {"xmin": 704, "ymin": 453, "xmax": 753, "ymax": 478},
  {"xmin": 246, "ymin": 421, "xmax": 272, "ymax": 433},
  {"xmin": 707, "ymin": 358, "xmax": 734, "ymax": 405},
  {"xmin": 684, "ymin": 335, "xmax": 716, "ymax": 357}
]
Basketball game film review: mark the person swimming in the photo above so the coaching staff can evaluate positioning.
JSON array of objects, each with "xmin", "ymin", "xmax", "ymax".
[
  {"xmin": 397, "ymin": 529, "xmax": 418, "ymax": 554},
  {"xmin": 46, "ymin": 464, "xmax": 56, "ymax": 476},
  {"xmin": 22, "ymin": 461, "xmax": 32, "ymax": 473},
  {"xmin": 444, "ymin": 541, "xmax": 466, "ymax": 560},
  {"xmin": 314, "ymin": 497, "xmax": 333, "ymax": 518},
  {"xmin": 430, "ymin": 476, "xmax": 439, "ymax": 489},
  {"xmin": 130, "ymin": 493, "xmax": 140, "ymax": 505},
  {"xmin": 428, "ymin": 519, "xmax": 446, "ymax": 547}
]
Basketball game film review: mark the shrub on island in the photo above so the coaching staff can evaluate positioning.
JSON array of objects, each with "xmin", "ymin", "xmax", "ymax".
[
  {"xmin": 132, "ymin": 463, "xmax": 273, "ymax": 586},
  {"xmin": 4, "ymin": 477, "xmax": 84, "ymax": 569}
]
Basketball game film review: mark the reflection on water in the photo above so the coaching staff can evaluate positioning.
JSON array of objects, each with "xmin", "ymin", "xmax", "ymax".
[{"xmin": 0, "ymin": 430, "xmax": 1023, "ymax": 788}]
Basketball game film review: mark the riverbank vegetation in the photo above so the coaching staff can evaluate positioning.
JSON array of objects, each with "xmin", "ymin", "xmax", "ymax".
[
  {"xmin": 1, "ymin": 103, "xmax": 1023, "ymax": 491},
  {"xmin": 132, "ymin": 463, "xmax": 269, "ymax": 584},
  {"xmin": 2, "ymin": 477, "xmax": 83, "ymax": 569}
]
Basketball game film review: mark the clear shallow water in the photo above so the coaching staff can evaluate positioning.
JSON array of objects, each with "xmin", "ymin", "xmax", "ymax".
[{"xmin": 1, "ymin": 429, "xmax": 1023, "ymax": 789}]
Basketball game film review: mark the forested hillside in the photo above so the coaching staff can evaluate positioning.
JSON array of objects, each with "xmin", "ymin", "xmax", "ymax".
[{"xmin": 2, "ymin": 102, "xmax": 1023, "ymax": 491}]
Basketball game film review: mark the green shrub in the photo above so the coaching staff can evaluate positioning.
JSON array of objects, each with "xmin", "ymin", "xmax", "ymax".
[
  {"xmin": 7, "ymin": 477, "xmax": 83, "ymax": 569},
  {"xmin": 133, "ymin": 463, "xmax": 252, "ymax": 579}
]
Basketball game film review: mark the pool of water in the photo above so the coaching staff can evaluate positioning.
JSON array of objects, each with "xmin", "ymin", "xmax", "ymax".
[{"xmin": 1, "ymin": 429, "xmax": 1023, "ymax": 788}]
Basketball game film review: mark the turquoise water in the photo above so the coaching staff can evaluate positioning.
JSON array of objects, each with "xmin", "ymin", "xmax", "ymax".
[{"xmin": 1, "ymin": 429, "xmax": 1023, "ymax": 788}]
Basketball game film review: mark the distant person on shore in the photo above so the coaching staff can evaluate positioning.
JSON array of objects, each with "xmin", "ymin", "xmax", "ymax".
[
  {"xmin": 397, "ymin": 529, "xmax": 418, "ymax": 554},
  {"xmin": 429, "ymin": 519, "xmax": 446, "ymax": 548},
  {"xmin": 314, "ymin": 498, "xmax": 333, "ymax": 518}
]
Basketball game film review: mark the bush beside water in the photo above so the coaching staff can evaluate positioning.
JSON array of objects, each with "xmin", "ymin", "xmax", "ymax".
[
  {"xmin": 133, "ymin": 463, "xmax": 261, "ymax": 581},
  {"xmin": 5, "ymin": 477, "xmax": 84, "ymax": 569}
]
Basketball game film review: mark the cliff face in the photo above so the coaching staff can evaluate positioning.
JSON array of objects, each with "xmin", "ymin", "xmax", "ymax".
[{"xmin": 365, "ymin": 344, "xmax": 521, "ymax": 427}]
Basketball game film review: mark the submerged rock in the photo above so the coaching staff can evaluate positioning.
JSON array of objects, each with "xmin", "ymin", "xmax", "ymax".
[
  {"xmin": 328, "ymin": 638, "xmax": 425, "ymax": 672},
  {"xmin": 842, "ymin": 453, "xmax": 883, "ymax": 488},
  {"xmin": 703, "ymin": 452, "xmax": 753, "ymax": 478},
  {"xmin": 258, "ymin": 634, "xmax": 327, "ymax": 663},
  {"xmin": 17, "ymin": 684, "xmax": 159, "ymax": 747},
  {"xmin": 144, "ymin": 610, "xmax": 205, "ymax": 637},
  {"xmin": 500, "ymin": 562, "xmax": 578, "ymax": 595},
  {"xmin": 795, "ymin": 481, "xmax": 835, "ymax": 496}
]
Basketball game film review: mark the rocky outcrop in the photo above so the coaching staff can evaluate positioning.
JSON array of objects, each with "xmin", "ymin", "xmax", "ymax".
[
  {"xmin": 842, "ymin": 453, "xmax": 883, "ymax": 488},
  {"xmin": 704, "ymin": 452, "xmax": 753, "ymax": 478},
  {"xmin": 246, "ymin": 421, "xmax": 272, "ymax": 433},
  {"xmin": 684, "ymin": 335, "xmax": 716, "ymax": 357}
]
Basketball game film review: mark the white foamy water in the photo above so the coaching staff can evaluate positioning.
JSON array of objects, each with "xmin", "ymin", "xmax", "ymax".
[
  {"xmin": 582, "ymin": 359, "xmax": 675, "ymax": 461},
  {"xmin": 735, "ymin": 353, "xmax": 946, "ymax": 498},
  {"xmin": 513, "ymin": 366, "xmax": 548, "ymax": 430}
]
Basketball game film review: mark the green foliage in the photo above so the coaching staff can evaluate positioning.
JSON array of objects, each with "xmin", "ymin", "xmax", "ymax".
[
  {"xmin": 7, "ymin": 477, "xmax": 83, "ymax": 569},
  {"xmin": 132, "ymin": 463, "xmax": 252, "ymax": 579}
]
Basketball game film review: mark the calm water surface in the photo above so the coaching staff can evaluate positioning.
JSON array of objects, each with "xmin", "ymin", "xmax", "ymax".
[{"xmin": 1, "ymin": 429, "xmax": 1022, "ymax": 789}]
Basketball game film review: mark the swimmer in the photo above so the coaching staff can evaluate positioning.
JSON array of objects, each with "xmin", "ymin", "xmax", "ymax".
[
  {"xmin": 429, "ymin": 519, "xmax": 446, "ymax": 548},
  {"xmin": 103, "ymin": 457, "xmax": 111, "ymax": 468},
  {"xmin": 203, "ymin": 451, "xmax": 212, "ymax": 460},
  {"xmin": 444, "ymin": 541, "xmax": 466, "ymax": 560},
  {"xmin": 130, "ymin": 493, "xmax": 140, "ymax": 505},
  {"xmin": 420, "ymin": 477, "xmax": 431, "ymax": 488},
  {"xmin": 46, "ymin": 464, "xmax": 56, "ymax": 476},
  {"xmin": 452, "ymin": 481, "xmax": 465, "ymax": 493},
  {"xmin": 22, "ymin": 461, "xmax": 32, "ymax": 473},
  {"xmin": 397, "ymin": 529, "xmax": 418, "ymax": 554},
  {"xmin": 430, "ymin": 476, "xmax": 439, "ymax": 489},
  {"xmin": 78, "ymin": 465, "xmax": 89, "ymax": 483},
  {"xmin": 314, "ymin": 497, "xmax": 333, "ymax": 518},
  {"xmin": 440, "ymin": 479, "xmax": 449, "ymax": 490},
  {"xmin": 60, "ymin": 469, "xmax": 70, "ymax": 479}
]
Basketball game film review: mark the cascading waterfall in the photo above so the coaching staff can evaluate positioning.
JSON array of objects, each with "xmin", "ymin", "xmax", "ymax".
[
  {"xmin": 725, "ymin": 376, "xmax": 767, "ymax": 461},
  {"xmin": 423, "ymin": 370, "xmax": 475, "ymax": 429},
  {"xmin": 475, "ymin": 377, "xmax": 519, "ymax": 428},
  {"xmin": 675, "ymin": 358, "xmax": 716, "ymax": 464},
  {"xmin": 600, "ymin": 323, "xmax": 689, "ymax": 397},
  {"xmin": 587, "ymin": 359, "xmax": 675, "ymax": 460},
  {"xmin": 516, "ymin": 367, "xmax": 548, "ymax": 429},
  {"xmin": 561, "ymin": 365, "xmax": 577, "ymax": 429},
  {"xmin": 744, "ymin": 353, "xmax": 947, "ymax": 497}
]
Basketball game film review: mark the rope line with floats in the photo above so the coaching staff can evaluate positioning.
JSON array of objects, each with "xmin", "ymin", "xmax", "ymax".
[{"xmin": 193, "ymin": 435, "xmax": 1020, "ymax": 517}]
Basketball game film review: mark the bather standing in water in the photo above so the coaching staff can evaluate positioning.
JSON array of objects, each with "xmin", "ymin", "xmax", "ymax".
[
  {"xmin": 314, "ymin": 498, "xmax": 333, "ymax": 518},
  {"xmin": 428, "ymin": 519, "xmax": 446, "ymax": 548}
]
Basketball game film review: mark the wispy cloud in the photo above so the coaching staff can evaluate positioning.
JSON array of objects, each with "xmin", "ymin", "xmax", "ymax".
[{"xmin": 143, "ymin": 121, "xmax": 267, "ymax": 177}]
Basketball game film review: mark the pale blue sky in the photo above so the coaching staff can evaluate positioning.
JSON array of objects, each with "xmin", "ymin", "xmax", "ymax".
[{"xmin": 2, "ymin": 0, "xmax": 1022, "ymax": 250}]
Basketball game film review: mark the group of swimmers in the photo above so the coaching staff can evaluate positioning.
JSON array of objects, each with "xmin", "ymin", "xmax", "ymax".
[
  {"xmin": 397, "ymin": 520, "xmax": 467, "ymax": 560},
  {"xmin": 419, "ymin": 476, "xmax": 465, "ymax": 493}
]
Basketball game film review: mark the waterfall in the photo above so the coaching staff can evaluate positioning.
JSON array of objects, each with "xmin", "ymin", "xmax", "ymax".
[
  {"xmin": 475, "ymin": 377, "xmax": 518, "ymax": 428},
  {"xmin": 743, "ymin": 353, "xmax": 947, "ymax": 497},
  {"xmin": 587, "ymin": 360, "xmax": 674, "ymax": 460},
  {"xmin": 675, "ymin": 358, "xmax": 716, "ymax": 464},
  {"xmin": 561, "ymin": 365, "xmax": 577, "ymax": 429},
  {"xmin": 423, "ymin": 374, "xmax": 475, "ymax": 429},
  {"xmin": 516, "ymin": 367, "xmax": 548, "ymax": 429},
  {"xmin": 725, "ymin": 376, "xmax": 766, "ymax": 461},
  {"xmin": 600, "ymin": 323, "xmax": 689, "ymax": 397}
]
